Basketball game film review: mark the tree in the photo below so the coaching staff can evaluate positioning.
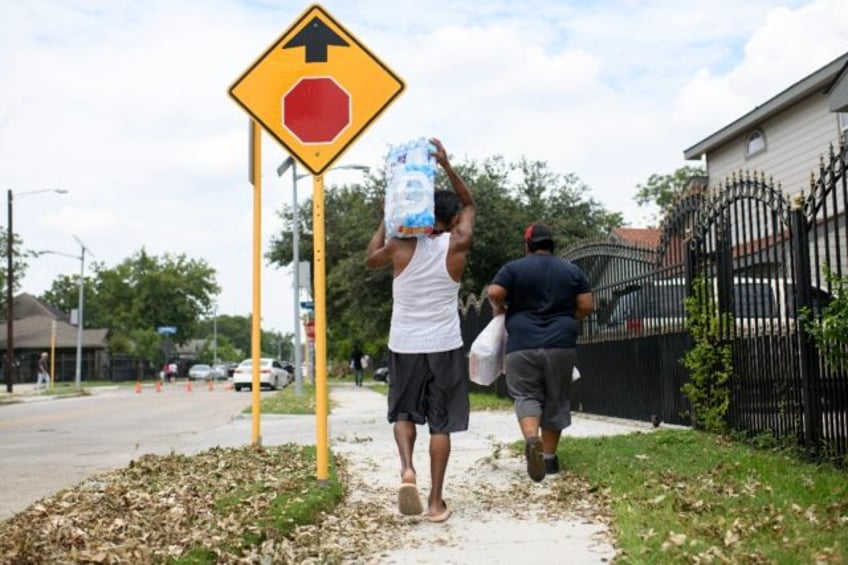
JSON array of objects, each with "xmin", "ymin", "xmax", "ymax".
[
  {"xmin": 194, "ymin": 335, "xmax": 240, "ymax": 365},
  {"xmin": 0, "ymin": 231, "xmax": 33, "ymax": 319},
  {"xmin": 634, "ymin": 165, "xmax": 706, "ymax": 213},
  {"xmin": 41, "ymin": 275, "xmax": 104, "ymax": 326},
  {"xmin": 194, "ymin": 314, "xmax": 294, "ymax": 361},
  {"xmin": 41, "ymin": 248, "xmax": 220, "ymax": 360},
  {"xmin": 515, "ymin": 158, "xmax": 623, "ymax": 253}
]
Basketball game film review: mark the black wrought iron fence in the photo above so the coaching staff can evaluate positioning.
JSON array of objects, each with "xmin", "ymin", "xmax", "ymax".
[{"xmin": 460, "ymin": 140, "xmax": 848, "ymax": 459}]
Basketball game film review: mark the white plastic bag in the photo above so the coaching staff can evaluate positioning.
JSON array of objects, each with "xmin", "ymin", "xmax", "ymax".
[
  {"xmin": 468, "ymin": 314, "xmax": 506, "ymax": 386},
  {"xmin": 572, "ymin": 366, "xmax": 581, "ymax": 382}
]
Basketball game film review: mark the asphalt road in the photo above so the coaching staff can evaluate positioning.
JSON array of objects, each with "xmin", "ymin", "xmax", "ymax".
[{"xmin": 0, "ymin": 382, "xmax": 258, "ymax": 521}]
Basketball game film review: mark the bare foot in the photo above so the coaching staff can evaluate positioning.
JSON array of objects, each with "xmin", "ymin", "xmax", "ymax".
[
  {"xmin": 426, "ymin": 501, "xmax": 451, "ymax": 523},
  {"xmin": 400, "ymin": 467, "xmax": 416, "ymax": 485}
]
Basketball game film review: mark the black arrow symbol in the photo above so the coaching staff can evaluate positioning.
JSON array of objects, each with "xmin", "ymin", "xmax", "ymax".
[{"xmin": 283, "ymin": 16, "xmax": 349, "ymax": 63}]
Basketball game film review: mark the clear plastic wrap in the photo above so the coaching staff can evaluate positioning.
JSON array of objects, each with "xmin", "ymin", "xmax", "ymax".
[{"xmin": 384, "ymin": 137, "xmax": 436, "ymax": 238}]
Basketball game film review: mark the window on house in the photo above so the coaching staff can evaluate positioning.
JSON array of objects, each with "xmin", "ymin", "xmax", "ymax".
[
  {"xmin": 745, "ymin": 129, "xmax": 766, "ymax": 157},
  {"xmin": 839, "ymin": 113, "xmax": 848, "ymax": 137}
]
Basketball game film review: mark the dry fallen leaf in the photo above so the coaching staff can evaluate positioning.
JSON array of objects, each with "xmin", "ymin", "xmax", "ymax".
[
  {"xmin": 723, "ymin": 529, "xmax": 740, "ymax": 546},
  {"xmin": 668, "ymin": 532, "xmax": 688, "ymax": 546}
]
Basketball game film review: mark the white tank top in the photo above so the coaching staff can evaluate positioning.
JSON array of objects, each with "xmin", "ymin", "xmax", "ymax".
[{"xmin": 389, "ymin": 233, "xmax": 463, "ymax": 353}]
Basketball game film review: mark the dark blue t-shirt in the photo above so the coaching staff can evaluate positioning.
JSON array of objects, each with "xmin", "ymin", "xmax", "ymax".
[{"xmin": 491, "ymin": 253, "xmax": 591, "ymax": 353}]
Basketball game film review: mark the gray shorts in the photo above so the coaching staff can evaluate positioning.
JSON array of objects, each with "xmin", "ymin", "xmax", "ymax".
[
  {"xmin": 387, "ymin": 348, "xmax": 469, "ymax": 434},
  {"xmin": 505, "ymin": 348, "xmax": 577, "ymax": 431}
]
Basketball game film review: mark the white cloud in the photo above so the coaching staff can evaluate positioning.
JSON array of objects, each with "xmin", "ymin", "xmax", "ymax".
[{"xmin": 1, "ymin": 0, "xmax": 846, "ymax": 336}]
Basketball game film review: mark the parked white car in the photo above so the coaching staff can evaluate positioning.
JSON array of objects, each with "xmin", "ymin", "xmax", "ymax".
[
  {"xmin": 232, "ymin": 358, "xmax": 293, "ymax": 391},
  {"xmin": 188, "ymin": 363, "xmax": 215, "ymax": 380},
  {"xmin": 210, "ymin": 363, "xmax": 231, "ymax": 380}
]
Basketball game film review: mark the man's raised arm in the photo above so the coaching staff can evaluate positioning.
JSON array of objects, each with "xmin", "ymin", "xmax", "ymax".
[
  {"xmin": 431, "ymin": 137, "xmax": 475, "ymax": 240},
  {"xmin": 366, "ymin": 218, "xmax": 391, "ymax": 270}
]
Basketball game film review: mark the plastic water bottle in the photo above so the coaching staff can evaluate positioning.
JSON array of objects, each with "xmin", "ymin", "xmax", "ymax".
[{"xmin": 384, "ymin": 138, "xmax": 436, "ymax": 237}]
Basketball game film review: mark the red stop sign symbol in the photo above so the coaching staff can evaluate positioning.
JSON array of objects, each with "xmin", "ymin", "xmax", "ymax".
[{"xmin": 283, "ymin": 77, "xmax": 351, "ymax": 143}]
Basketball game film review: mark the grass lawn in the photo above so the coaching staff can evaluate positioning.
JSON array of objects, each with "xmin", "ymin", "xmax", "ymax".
[
  {"xmin": 469, "ymin": 390, "xmax": 512, "ymax": 411},
  {"xmin": 560, "ymin": 430, "xmax": 846, "ymax": 564},
  {"xmin": 245, "ymin": 382, "xmax": 319, "ymax": 415}
]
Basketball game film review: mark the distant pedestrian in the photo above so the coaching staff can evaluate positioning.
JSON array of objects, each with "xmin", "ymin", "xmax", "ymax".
[
  {"xmin": 168, "ymin": 361, "xmax": 178, "ymax": 382},
  {"xmin": 350, "ymin": 344, "xmax": 365, "ymax": 387},
  {"xmin": 487, "ymin": 222, "xmax": 594, "ymax": 481},
  {"xmin": 36, "ymin": 352, "xmax": 50, "ymax": 390}
]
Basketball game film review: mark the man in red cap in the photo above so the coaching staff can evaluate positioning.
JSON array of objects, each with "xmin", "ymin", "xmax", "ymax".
[{"xmin": 486, "ymin": 222, "xmax": 594, "ymax": 481}]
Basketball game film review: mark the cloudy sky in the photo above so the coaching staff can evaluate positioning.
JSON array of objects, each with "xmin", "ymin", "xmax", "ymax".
[{"xmin": 1, "ymin": 0, "xmax": 847, "ymax": 338}]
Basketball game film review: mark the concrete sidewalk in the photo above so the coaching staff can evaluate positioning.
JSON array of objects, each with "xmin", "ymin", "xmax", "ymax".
[{"xmin": 191, "ymin": 382, "xmax": 659, "ymax": 564}]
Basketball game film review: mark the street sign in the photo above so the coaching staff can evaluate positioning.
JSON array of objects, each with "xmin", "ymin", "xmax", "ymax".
[
  {"xmin": 300, "ymin": 301, "xmax": 314, "ymax": 310},
  {"xmin": 157, "ymin": 326, "xmax": 177, "ymax": 335},
  {"xmin": 229, "ymin": 4, "xmax": 405, "ymax": 175},
  {"xmin": 305, "ymin": 320, "xmax": 316, "ymax": 340}
]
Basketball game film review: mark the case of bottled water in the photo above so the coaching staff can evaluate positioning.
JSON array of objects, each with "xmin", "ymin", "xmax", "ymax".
[{"xmin": 384, "ymin": 137, "xmax": 436, "ymax": 238}]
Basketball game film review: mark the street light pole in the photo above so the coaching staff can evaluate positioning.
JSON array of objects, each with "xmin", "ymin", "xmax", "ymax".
[
  {"xmin": 6, "ymin": 189, "xmax": 13, "ymax": 393},
  {"xmin": 72, "ymin": 235, "xmax": 90, "ymax": 390},
  {"xmin": 5, "ymin": 188, "xmax": 67, "ymax": 393},
  {"xmin": 277, "ymin": 160, "xmax": 370, "ymax": 395},
  {"xmin": 288, "ymin": 161, "xmax": 371, "ymax": 390},
  {"xmin": 37, "ymin": 234, "xmax": 91, "ymax": 390},
  {"xmin": 277, "ymin": 156, "xmax": 303, "ymax": 396},
  {"xmin": 213, "ymin": 304, "xmax": 218, "ymax": 366}
]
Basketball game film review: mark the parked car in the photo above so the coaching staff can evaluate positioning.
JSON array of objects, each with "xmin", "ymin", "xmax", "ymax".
[
  {"xmin": 188, "ymin": 363, "xmax": 216, "ymax": 380},
  {"xmin": 596, "ymin": 276, "xmax": 830, "ymax": 337},
  {"xmin": 232, "ymin": 358, "xmax": 294, "ymax": 391},
  {"xmin": 210, "ymin": 363, "xmax": 231, "ymax": 380}
]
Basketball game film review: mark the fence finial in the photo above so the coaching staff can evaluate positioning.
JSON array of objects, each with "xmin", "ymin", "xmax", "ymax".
[{"xmin": 790, "ymin": 192, "xmax": 804, "ymax": 211}]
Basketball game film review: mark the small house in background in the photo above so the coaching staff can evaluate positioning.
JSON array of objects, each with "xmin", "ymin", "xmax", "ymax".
[
  {"xmin": 0, "ymin": 293, "xmax": 109, "ymax": 385},
  {"xmin": 609, "ymin": 227, "xmax": 662, "ymax": 250}
]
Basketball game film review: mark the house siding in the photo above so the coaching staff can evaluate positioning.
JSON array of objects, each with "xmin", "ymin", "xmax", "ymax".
[{"xmin": 706, "ymin": 94, "xmax": 842, "ymax": 196}]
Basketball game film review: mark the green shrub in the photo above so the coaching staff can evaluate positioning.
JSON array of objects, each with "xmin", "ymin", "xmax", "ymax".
[
  {"xmin": 681, "ymin": 278, "xmax": 732, "ymax": 433},
  {"xmin": 803, "ymin": 265, "xmax": 848, "ymax": 370}
]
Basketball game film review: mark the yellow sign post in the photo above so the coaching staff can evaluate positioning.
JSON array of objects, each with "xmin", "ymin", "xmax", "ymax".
[
  {"xmin": 229, "ymin": 4, "xmax": 404, "ymax": 481},
  {"xmin": 249, "ymin": 120, "xmax": 262, "ymax": 446}
]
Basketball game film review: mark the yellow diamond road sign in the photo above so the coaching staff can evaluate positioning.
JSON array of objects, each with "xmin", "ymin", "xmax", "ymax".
[{"xmin": 229, "ymin": 4, "xmax": 405, "ymax": 175}]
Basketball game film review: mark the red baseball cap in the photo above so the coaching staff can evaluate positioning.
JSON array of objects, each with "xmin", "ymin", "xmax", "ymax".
[{"xmin": 524, "ymin": 222, "xmax": 554, "ymax": 243}]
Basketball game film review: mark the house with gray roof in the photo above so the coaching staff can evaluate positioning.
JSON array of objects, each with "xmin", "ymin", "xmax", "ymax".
[{"xmin": 0, "ymin": 293, "xmax": 109, "ymax": 385}]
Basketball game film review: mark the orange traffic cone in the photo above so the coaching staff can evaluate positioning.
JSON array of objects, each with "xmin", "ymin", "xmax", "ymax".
[
  {"xmin": 207, "ymin": 379, "xmax": 214, "ymax": 391},
  {"xmin": 185, "ymin": 379, "xmax": 192, "ymax": 392},
  {"xmin": 135, "ymin": 381, "xmax": 142, "ymax": 394},
  {"xmin": 155, "ymin": 380, "xmax": 162, "ymax": 393}
]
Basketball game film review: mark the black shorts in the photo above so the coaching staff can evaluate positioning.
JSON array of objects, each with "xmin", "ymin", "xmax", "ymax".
[{"xmin": 387, "ymin": 347, "xmax": 469, "ymax": 434}]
